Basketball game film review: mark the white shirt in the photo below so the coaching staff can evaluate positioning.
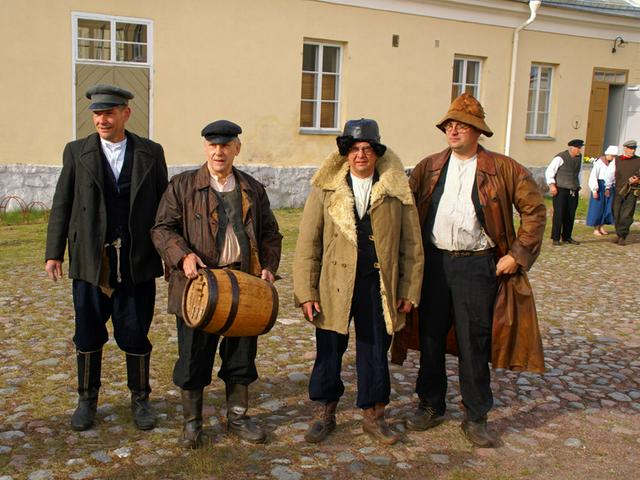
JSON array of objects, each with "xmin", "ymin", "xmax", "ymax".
[
  {"xmin": 100, "ymin": 137, "xmax": 127, "ymax": 181},
  {"xmin": 605, "ymin": 159, "xmax": 616, "ymax": 189},
  {"xmin": 545, "ymin": 154, "xmax": 583, "ymax": 185},
  {"xmin": 210, "ymin": 173, "xmax": 242, "ymax": 266},
  {"xmin": 431, "ymin": 152, "xmax": 494, "ymax": 251},
  {"xmin": 350, "ymin": 173, "xmax": 373, "ymax": 219},
  {"xmin": 588, "ymin": 158, "xmax": 610, "ymax": 192}
]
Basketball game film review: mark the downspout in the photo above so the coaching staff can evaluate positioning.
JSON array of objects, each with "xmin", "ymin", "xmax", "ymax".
[{"xmin": 504, "ymin": 0, "xmax": 542, "ymax": 156}]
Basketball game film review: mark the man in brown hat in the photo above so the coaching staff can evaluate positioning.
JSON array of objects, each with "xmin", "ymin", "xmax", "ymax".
[
  {"xmin": 404, "ymin": 93, "xmax": 546, "ymax": 447},
  {"xmin": 607, "ymin": 139, "xmax": 640, "ymax": 245}
]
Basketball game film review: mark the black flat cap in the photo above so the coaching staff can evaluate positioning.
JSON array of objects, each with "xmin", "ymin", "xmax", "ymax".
[
  {"xmin": 201, "ymin": 120, "xmax": 242, "ymax": 144},
  {"xmin": 567, "ymin": 139, "xmax": 585, "ymax": 148},
  {"xmin": 86, "ymin": 84, "xmax": 134, "ymax": 111},
  {"xmin": 623, "ymin": 139, "xmax": 637, "ymax": 149}
]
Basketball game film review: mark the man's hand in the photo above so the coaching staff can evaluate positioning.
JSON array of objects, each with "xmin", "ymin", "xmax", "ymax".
[
  {"xmin": 630, "ymin": 175, "xmax": 640, "ymax": 185},
  {"xmin": 604, "ymin": 188, "xmax": 611, "ymax": 198},
  {"xmin": 593, "ymin": 190, "xmax": 599, "ymax": 200},
  {"xmin": 45, "ymin": 260, "xmax": 63, "ymax": 281},
  {"xmin": 396, "ymin": 298, "xmax": 413, "ymax": 313},
  {"xmin": 301, "ymin": 301, "xmax": 321, "ymax": 323},
  {"xmin": 181, "ymin": 253, "xmax": 206, "ymax": 279},
  {"xmin": 261, "ymin": 269, "xmax": 275, "ymax": 284},
  {"xmin": 549, "ymin": 184, "xmax": 558, "ymax": 197},
  {"xmin": 496, "ymin": 254, "xmax": 518, "ymax": 276}
]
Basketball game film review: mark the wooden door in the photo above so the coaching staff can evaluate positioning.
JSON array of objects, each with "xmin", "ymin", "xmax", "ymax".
[{"xmin": 585, "ymin": 81, "xmax": 609, "ymax": 157}]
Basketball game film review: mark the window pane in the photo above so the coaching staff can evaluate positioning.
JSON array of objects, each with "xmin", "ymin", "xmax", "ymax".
[
  {"xmin": 466, "ymin": 61, "xmax": 479, "ymax": 84},
  {"xmin": 538, "ymin": 91, "xmax": 549, "ymax": 113},
  {"xmin": 452, "ymin": 59, "xmax": 462, "ymax": 83},
  {"xmin": 300, "ymin": 101, "xmax": 315, "ymax": 127},
  {"xmin": 301, "ymin": 73, "xmax": 317, "ymax": 100},
  {"xmin": 526, "ymin": 112, "xmax": 535, "ymax": 134},
  {"xmin": 116, "ymin": 23, "xmax": 147, "ymax": 43},
  {"xmin": 536, "ymin": 113, "xmax": 548, "ymax": 135},
  {"xmin": 77, "ymin": 39, "xmax": 111, "ymax": 60},
  {"xmin": 303, "ymin": 44, "xmax": 317, "ymax": 71},
  {"xmin": 320, "ymin": 102, "xmax": 336, "ymax": 128},
  {"xmin": 529, "ymin": 66, "xmax": 539, "ymax": 89},
  {"xmin": 464, "ymin": 85, "xmax": 476, "ymax": 96},
  {"xmin": 451, "ymin": 84, "xmax": 461, "ymax": 101},
  {"xmin": 78, "ymin": 19, "xmax": 110, "ymax": 40},
  {"xmin": 322, "ymin": 75, "xmax": 337, "ymax": 101},
  {"xmin": 539, "ymin": 67, "xmax": 551, "ymax": 90},
  {"xmin": 527, "ymin": 90, "xmax": 536, "ymax": 112},
  {"xmin": 322, "ymin": 47, "xmax": 339, "ymax": 73},
  {"xmin": 116, "ymin": 43, "xmax": 147, "ymax": 62}
]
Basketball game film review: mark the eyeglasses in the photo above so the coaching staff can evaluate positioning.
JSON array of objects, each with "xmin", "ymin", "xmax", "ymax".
[
  {"xmin": 348, "ymin": 146, "xmax": 374, "ymax": 156},
  {"xmin": 443, "ymin": 121, "xmax": 472, "ymax": 133}
]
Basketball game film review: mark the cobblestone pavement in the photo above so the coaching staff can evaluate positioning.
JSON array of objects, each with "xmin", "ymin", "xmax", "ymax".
[{"xmin": 0, "ymin": 217, "xmax": 639, "ymax": 479}]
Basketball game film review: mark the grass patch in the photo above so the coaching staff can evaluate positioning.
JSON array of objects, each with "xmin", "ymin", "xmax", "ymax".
[{"xmin": 0, "ymin": 209, "xmax": 49, "ymax": 226}]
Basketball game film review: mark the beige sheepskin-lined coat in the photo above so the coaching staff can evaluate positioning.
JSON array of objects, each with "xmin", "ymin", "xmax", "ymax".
[{"xmin": 293, "ymin": 149, "xmax": 424, "ymax": 335}]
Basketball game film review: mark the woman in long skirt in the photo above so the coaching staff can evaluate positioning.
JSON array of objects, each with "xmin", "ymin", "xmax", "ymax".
[{"xmin": 586, "ymin": 145, "xmax": 617, "ymax": 235}]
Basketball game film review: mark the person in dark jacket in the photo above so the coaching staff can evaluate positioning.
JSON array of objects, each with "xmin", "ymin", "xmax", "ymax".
[
  {"xmin": 608, "ymin": 139, "xmax": 640, "ymax": 245},
  {"xmin": 151, "ymin": 120, "xmax": 282, "ymax": 449},
  {"xmin": 45, "ymin": 84, "xmax": 168, "ymax": 432}
]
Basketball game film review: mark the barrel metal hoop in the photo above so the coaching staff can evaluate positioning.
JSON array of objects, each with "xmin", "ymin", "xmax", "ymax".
[
  {"xmin": 217, "ymin": 269, "xmax": 240, "ymax": 335},
  {"xmin": 262, "ymin": 284, "xmax": 279, "ymax": 335},
  {"xmin": 198, "ymin": 269, "xmax": 218, "ymax": 330}
]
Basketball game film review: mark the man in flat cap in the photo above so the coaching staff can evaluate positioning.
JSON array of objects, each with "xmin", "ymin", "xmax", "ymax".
[
  {"xmin": 607, "ymin": 139, "xmax": 640, "ymax": 245},
  {"xmin": 151, "ymin": 120, "xmax": 282, "ymax": 448},
  {"xmin": 545, "ymin": 139, "xmax": 585, "ymax": 246},
  {"xmin": 45, "ymin": 84, "xmax": 168, "ymax": 432},
  {"xmin": 401, "ymin": 93, "xmax": 546, "ymax": 447},
  {"xmin": 293, "ymin": 119, "xmax": 424, "ymax": 445}
]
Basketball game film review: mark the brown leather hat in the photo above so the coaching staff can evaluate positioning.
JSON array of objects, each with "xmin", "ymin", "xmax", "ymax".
[{"xmin": 436, "ymin": 93, "xmax": 493, "ymax": 137}]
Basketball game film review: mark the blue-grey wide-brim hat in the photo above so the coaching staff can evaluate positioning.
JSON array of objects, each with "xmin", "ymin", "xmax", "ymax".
[{"xmin": 336, "ymin": 118, "xmax": 387, "ymax": 156}]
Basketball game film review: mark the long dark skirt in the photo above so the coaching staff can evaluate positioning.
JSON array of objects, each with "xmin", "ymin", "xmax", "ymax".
[{"xmin": 586, "ymin": 179, "xmax": 614, "ymax": 226}]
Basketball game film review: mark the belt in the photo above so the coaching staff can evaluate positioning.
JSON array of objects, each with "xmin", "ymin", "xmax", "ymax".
[{"xmin": 440, "ymin": 248, "xmax": 494, "ymax": 258}]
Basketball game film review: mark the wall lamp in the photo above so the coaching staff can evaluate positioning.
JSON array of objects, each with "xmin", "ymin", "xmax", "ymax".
[{"xmin": 612, "ymin": 36, "xmax": 625, "ymax": 53}]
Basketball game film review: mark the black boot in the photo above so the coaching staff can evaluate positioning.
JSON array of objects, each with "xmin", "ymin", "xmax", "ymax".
[
  {"xmin": 70, "ymin": 349, "xmax": 102, "ymax": 431},
  {"xmin": 304, "ymin": 401, "xmax": 338, "ymax": 443},
  {"xmin": 181, "ymin": 389, "xmax": 204, "ymax": 449},
  {"xmin": 461, "ymin": 415, "xmax": 497, "ymax": 448},
  {"xmin": 226, "ymin": 383, "xmax": 266, "ymax": 444},
  {"xmin": 126, "ymin": 353, "xmax": 156, "ymax": 430}
]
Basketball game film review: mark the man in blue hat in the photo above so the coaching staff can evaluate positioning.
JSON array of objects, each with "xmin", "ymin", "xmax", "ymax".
[
  {"xmin": 151, "ymin": 120, "xmax": 282, "ymax": 448},
  {"xmin": 45, "ymin": 84, "xmax": 168, "ymax": 432}
]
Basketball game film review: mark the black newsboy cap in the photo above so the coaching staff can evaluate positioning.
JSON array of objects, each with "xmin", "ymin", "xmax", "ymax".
[
  {"xmin": 567, "ymin": 139, "xmax": 585, "ymax": 148},
  {"xmin": 86, "ymin": 84, "xmax": 134, "ymax": 111},
  {"xmin": 201, "ymin": 120, "xmax": 242, "ymax": 144}
]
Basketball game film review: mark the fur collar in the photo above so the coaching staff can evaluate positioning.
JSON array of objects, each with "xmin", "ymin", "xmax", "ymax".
[{"xmin": 311, "ymin": 148, "xmax": 414, "ymax": 246}]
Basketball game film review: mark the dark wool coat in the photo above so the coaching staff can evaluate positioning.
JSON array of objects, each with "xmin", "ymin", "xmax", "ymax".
[
  {"xmin": 391, "ymin": 146, "xmax": 547, "ymax": 373},
  {"xmin": 45, "ymin": 131, "xmax": 168, "ymax": 285},
  {"xmin": 150, "ymin": 164, "xmax": 283, "ymax": 314}
]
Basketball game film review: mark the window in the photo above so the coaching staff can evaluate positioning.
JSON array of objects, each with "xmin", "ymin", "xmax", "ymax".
[
  {"xmin": 527, "ymin": 64, "xmax": 553, "ymax": 136},
  {"xmin": 452, "ymin": 57, "xmax": 481, "ymax": 101},
  {"xmin": 300, "ymin": 42, "xmax": 342, "ymax": 130},
  {"xmin": 76, "ymin": 15, "xmax": 150, "ymax": 64}
]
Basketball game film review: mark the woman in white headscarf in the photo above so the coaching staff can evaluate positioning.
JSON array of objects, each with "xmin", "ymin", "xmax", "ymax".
[{"xmin": 586, "ymin": 145, "xmax": 617, "ymax": 235}]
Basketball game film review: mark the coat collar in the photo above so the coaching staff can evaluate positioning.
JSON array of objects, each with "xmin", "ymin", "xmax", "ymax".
[
  {"xmin": 194, "ymin": 164, "xmax": 256, "ymax": 222},
  {"xmin": 423, "ymin": 145, "xmax": 497, "ymax": 176}
]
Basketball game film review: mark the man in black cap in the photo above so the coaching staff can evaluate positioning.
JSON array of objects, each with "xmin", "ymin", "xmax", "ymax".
[
  {"xmin": 607, "ymin": 139, "xmax": 640, "ymax": 245},
  {"xmin": 45, "ymin": 84, "xmax": 168, "ymax": 432},
  {"xmin": 545, "ymin": 139, "xmax": 585, "ymax": 245},
  {"xmin": 151, "ymin": 120, "xmax": 282, "ymax": 448},
  {"xmin": 293, "ymin": 118, "xmax": 424, "ymax": 445}
]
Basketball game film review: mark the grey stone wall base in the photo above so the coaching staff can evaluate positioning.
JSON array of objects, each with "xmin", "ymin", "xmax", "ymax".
[{"xmin": 0, "ymin": 163, "xmax": 582, "ymax": 211}]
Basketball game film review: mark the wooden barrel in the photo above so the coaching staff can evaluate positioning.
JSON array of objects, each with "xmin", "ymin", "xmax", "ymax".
[{"xmin": 182, "ymin": 268, "xmax": 279, "ymax": 336}]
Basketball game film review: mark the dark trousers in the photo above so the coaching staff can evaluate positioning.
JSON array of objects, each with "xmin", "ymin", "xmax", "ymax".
[
  {"xmin": 416, "ymin": 245, "xmax": 497, "ymax": 422},
  {"xmin": 173, "ymin": 316, "xmax": 258, "ymax": 390},
  {"xmin": 612, "ymin": 193, "xmax": 637, "ymax": 238},
  {"xmin": 551, "ymin": 187, "xmax": 579, "ymax": 241},
  {"xmin": 72, "ymin": 279, "xmax": 155, "ymax": 354},
  {"xmin": 309, "ymin": 274, "xmax": 392, "ymax": 409}
]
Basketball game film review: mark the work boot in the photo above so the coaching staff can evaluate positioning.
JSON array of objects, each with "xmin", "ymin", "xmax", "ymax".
[
  {"xmin": 180, "ymin": 389, "xmax": 204, "ymax": 449},
  {"xmin": 461, "ymin": 415, "xmax": 497, "ymax": 448},
  {"xmin": 405, "ymin": 401, "xmax": 445, "ymax": 431},
  {"xmin": 226, "ymin": 383, "xmax": 266, "ymax": 444},
  {"xmin": 304, "ymin": 401, "xmax": 338, "ymax": 443},
  {"xmin": 362, "ymin": 403, "xmax": 400, "ymax": 445},
  {"xmin": 618, "ymin": 236, "xmax": 627, "ymax": 246},
  {"xmin": 126, "ymin": 352, "xmax": 156, "ymax": 430},
  {"xmin": 70, "ymin": 349, "xmax": 102, "ymax": 431}
]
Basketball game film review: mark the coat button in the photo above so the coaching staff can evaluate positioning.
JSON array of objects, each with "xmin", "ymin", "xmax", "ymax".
[
  {"xmin": 332, "ymin": 261, "xmax": 337, "ymax": 265},
  {"xmin": 341, "ymin": 263, "xmax": 347, "ymax": 268},
  {"xmin": 373, "ymin": 262, "xmax": 380, "ymax": 269},
  {"xmin": 195, "ymin": 213, "xmax": 202, "ymax": 219},
  {"xmin": 368, "ymin": 235, "xmax": 374, "ymax": 241}
]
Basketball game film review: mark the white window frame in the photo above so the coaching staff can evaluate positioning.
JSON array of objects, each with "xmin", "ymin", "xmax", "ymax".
[
  {"xmin": 300, "ymin": 41, "xmax": 343, "ymax": 134},
  {"xmin": 526, "ymin": 64, "xmax": 553, "ymax": 137},
  {"xmin": 71, "ymin": 12, "xmax": 154, "ymax": 139},
  {"xmin": 452, "ymin": 56, "xmax": 482, "ymax": 101}
]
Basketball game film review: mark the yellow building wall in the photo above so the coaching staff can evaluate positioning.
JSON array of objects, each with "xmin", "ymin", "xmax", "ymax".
[{"xmin": 0, "ymin": 0, "xmax": 638, "ymax": 168}]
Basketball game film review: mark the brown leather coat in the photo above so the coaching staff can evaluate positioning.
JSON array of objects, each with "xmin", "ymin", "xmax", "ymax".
[
  {"xmin": 151, "ymin": 164, "xmax": 282, "ymax": 314},
  {"xmin": 392, "ymin": 146, "xmax": 547, "ymax": 373}
]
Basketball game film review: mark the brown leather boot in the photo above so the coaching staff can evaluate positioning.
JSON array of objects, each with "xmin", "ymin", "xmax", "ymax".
[
  {"xmin": 304, "ymin": 401, "xmax": 338, "ymax": 443},
  {"xmin": 362, "ymin": 403, "xmax": 400, "ymax": 445},
  {"xmin": 461, "ymin": 415, "xmax": 497, "ymax": 448},
  {"xmin": 180, "ymin": 389, "xmax": 204, "ymax": 449},
  {"xmin": 226, "ymin": 383, "xmax": 266, "ymax": 444},
  {"xmin": 70, "ymin": 349, "xmax": 102, "ymax": 432},
  {"xmin": 405, "ymin": 401, "xmax": 445, "ymax": 431}
]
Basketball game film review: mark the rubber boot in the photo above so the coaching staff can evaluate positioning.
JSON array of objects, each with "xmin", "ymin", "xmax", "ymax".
[
  {"xmin": 362, "ymin": 403, "xmax": 400, "ymax": 445},
  {"xmin": 304, "ymin": 401, "xmax": 338, "ymax": 443},
  {"xmin": 180, "ymin": 389, "xmax": 204, "ymax": 449},
  {"xmin": 70, "ymin": 349, "xmax": 102, "ymax": 431},
  {"xmin": 126, "ymin": 352, "xmax": 156, "ymax": 430},
  {"xmin": 226, "ymin": 383, "xmax": 266, "ymax": 444}
]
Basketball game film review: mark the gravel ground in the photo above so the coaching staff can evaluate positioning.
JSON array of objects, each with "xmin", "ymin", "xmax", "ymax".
[{"xmin": 0, "ymin": 213, "xmax": 639, "ymax": 479}]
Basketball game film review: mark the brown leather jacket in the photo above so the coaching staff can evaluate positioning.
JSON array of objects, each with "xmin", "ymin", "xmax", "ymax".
[
  {"xmin": 391, "ymin": 146, "xmax": 547, "ymax": 373},
  {"xmin": 151, "ymin": 164, "xmax": 282, "ymax": 314}
]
